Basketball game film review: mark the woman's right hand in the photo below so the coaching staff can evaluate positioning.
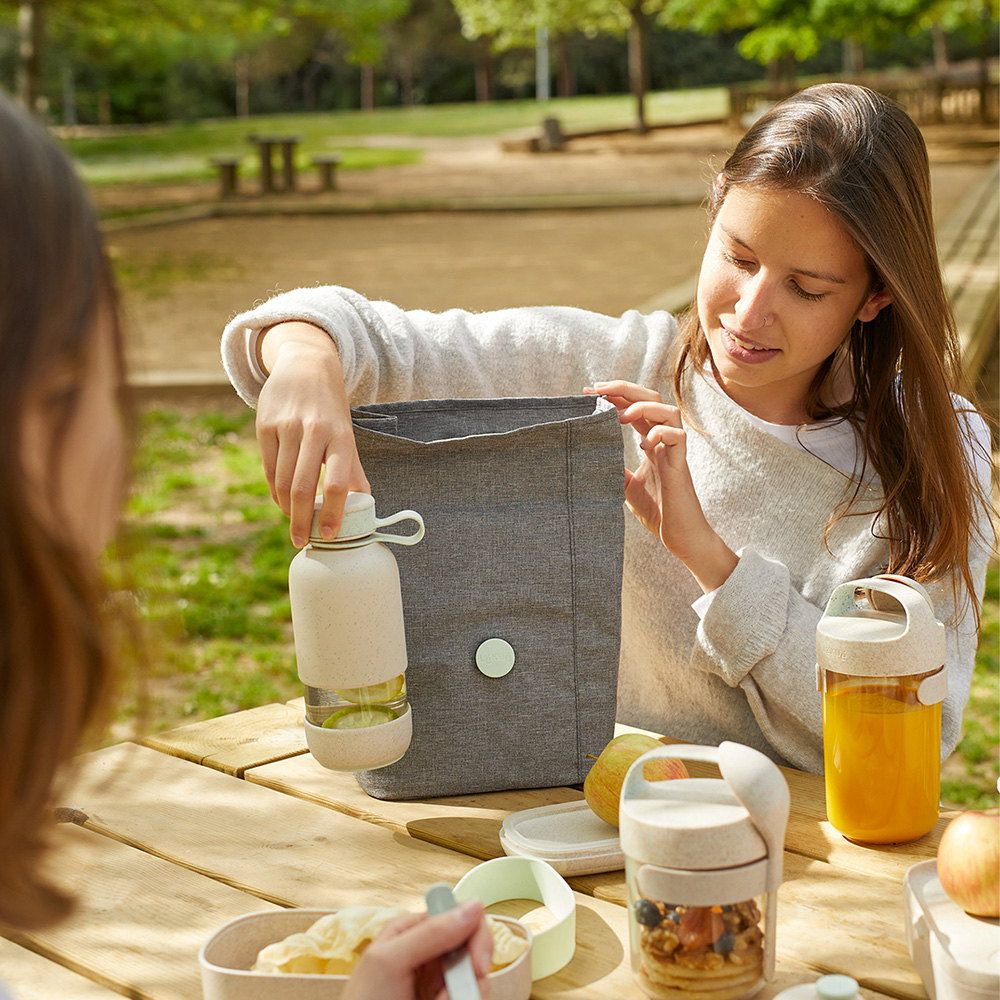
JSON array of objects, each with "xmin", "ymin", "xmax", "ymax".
[{"xmin": 255, "ymin": 321, "xmax": 370, "ymax": 547}]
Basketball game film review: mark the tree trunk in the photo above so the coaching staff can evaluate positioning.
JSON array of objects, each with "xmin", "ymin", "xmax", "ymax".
[
  {"xmin": 474, "ymin": 42, "xmax": 493, "ymax": 102},
  {"xmin": 627, "ymin": 5, "xmax": 649, "ymax": 134},
  {"xmin": 62, "ymin": 61, "xmax": 77, "ymax": 126},
  {"xmin": 931, "ymin": 23, "xmax": 949, "ymax": 74},
  {"xmin": 841, "ymin": 39, "xmax": 864, "ymax": 76},
  {"xmin": 16, "ymin": 0, "xmax": 45, "ymax": 116},
  {"xmin": 556, "ymin": 34, "xmax": 575, "ymax": 97},
  {"xmin": 535, "ymin": 26, "xmax": 550, "ymax": 101},
  {"xmin": 978, "ymin": 0, "xmax": 991, "ymax": 124},
  {"xmin": 399, "ymin": 50, "xmax": 416, "ymax": 106},
  {"xmin": 97, "ymin": 89, "xmax": 112, "ymax": 127},
  {"xmin": 235, "ymin": 54, "xmax": 251, "ymax": 118},
  {"xmin": 360, "ymin": 64, "xmax": 376, "ymax": 111}
]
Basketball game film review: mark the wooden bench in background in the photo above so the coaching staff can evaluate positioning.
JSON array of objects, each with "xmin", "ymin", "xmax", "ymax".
[
  {"xmin": 312, "ymin": 152, "xmax": 342, "ymax": 191},
  {"xmin": 209, "ymin": 155, "xmax": 241, "ymax": 198}
]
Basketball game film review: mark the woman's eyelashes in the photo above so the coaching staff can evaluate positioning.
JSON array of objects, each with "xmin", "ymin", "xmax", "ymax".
[{"xmin": 719, "ymin": 248, "xmax": 828, "ymax": 302}]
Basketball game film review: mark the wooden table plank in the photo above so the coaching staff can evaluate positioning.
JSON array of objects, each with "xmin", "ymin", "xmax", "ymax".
[
  {"xmin": 2, "ymin": 825, "xmax": 280, "ymax": 1000},
  {"xmin": 0, "ymin": 937, "xmax": 123, "ymax": 999},
  {"xmin": 142, "ymin": 701, "xmax": 307, "ymax": 776},
  {"xmin": 65, "ymin": 742, "xmax": 639, "ymax": 998},
  {"xmin": 247, "ymin": 753, "xmax": 924, "ymax": 1000}
]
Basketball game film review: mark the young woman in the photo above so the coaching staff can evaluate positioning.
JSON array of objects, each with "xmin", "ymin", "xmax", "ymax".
[
  {"xmin": 0, "ymin": 95, "xmax": 491, "ymax": 1000},
  {"xmin": 221, "ymin": 83, "xmax": 994, "ymax": 774}
]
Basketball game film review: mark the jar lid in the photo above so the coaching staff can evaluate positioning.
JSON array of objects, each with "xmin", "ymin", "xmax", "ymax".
[
  {"xmin": 816, "ymin": 975, "xmax": 859, "ymax": 1000},
  {"xmin": 621, "ymin": 776, "xmax": 767, "ymax": 870},
  {"xmin": 816, "ymin": 575, "xmax": 945, "ymax": 678},
  {"xmin": 309, "ymin": 492, "xmax": 376, "ymax": 542}
]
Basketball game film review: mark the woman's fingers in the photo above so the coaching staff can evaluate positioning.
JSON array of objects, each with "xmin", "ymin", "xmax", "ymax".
[
  {"xmin": 256, "ymin": 423, "xmax": 280, "ymax": 505},
  {"xmin": 288, "ymin": 430, "xmax": 331, "ymax": 547},
  {"xmin": 585, "ymin": 380, "xmax": 662, "ymax": 404},
  {"xmin": 271, "ymin": 425, "xmax": 303, "ymax": 519}
]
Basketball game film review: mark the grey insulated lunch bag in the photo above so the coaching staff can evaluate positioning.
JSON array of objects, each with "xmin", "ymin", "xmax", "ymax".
[{"xmin": 351, "ymin": 395, "xmax": 626, "ymax": 800}]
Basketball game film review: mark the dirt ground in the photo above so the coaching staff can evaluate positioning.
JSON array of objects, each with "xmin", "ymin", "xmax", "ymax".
[{"xmin": 102, "ymin": 121, "xmax": 996, "ymax": 390}]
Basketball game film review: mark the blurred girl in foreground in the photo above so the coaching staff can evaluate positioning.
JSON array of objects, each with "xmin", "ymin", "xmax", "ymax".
[{"xmin": 0, "ymin": 94, "xmax": 486, "ymax": 1000}]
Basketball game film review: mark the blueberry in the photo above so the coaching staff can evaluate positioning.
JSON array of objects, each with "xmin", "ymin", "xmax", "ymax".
[
  {"xmin": 714, "ymin": 931, "xmax": 735, "ymax": 955},
  {"xmin": 634, "ymin": 899, "xmax": 662, "ymax": 927},
  {"xmin": 721, "ymin": 905, "xmax": 733, "ymax": 913},
  {"xmin": 666, "ymin": 910, "xmax": 681, "ymax": 924}
]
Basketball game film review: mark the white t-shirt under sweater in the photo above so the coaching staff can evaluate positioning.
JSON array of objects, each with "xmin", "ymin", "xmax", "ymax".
[{"xmin": 221, "ymin": 289, "xmax": 992, "ymax": 773}]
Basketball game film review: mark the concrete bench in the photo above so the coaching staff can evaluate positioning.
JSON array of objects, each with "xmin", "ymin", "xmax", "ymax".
[
  {"xmin": 209, "ymin": 156, "xmax": 241, "ymax": 199},
  {"xmin": 312, "ymin": 153, "xmax": 342, "ymax": 191},
  {"xmin": 938, "ymin": 159, "xmax": 1000, "ymax": 393}
]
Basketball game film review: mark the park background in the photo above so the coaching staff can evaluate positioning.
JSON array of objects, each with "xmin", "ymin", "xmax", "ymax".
[{"xmin": 2, "ymin": 0, "xmax": 997, "ymax": 805}]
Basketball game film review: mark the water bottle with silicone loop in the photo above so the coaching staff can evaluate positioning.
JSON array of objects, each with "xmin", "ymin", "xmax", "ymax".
[
  {"xmin": 289, "ymin": 491, "xmax": 424, "ymax": 772},
  {"xmin": 817, "ymin": 574, "xmax": 947, "ymax": 844}
]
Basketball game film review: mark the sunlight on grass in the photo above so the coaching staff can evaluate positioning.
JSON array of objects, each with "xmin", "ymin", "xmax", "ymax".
[{"xmin": 63, "ymin": 87, "xmax": 726, "ymax": 187}]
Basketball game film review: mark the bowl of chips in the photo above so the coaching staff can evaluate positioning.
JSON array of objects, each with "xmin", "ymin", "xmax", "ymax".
[{"xmin": 199, "ymin": 906, "xmax": 532, "ymax": 1000}]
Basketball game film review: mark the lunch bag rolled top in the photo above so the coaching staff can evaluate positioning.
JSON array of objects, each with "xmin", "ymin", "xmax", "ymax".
[{"xmin": 350, "ymin": 395, "xmax": 626, "ymax": 800}]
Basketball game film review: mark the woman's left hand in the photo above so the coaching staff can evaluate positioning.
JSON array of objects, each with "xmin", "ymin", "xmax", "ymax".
[{"xmin": 584, "ymin": 380, "xmax": 739, "ymax": 593}]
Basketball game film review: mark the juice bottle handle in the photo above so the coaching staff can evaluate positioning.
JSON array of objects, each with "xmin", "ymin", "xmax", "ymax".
[{"xmin": 823, "ymin": 576, "xmax": 938, "ymax": 636}]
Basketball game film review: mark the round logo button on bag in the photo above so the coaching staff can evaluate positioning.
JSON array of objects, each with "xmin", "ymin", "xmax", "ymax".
[{"xmin": 476, "ymin": 638, "xmax": 516, "ymax": 678}]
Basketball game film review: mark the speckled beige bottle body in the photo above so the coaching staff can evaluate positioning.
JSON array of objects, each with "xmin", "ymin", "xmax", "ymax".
[{"xmin": 288, "ymin": 494, "xmax": 424, "ymax": 772}]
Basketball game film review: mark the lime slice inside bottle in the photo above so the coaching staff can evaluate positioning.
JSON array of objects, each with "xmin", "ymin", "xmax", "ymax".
[
  {"xmin": 322, "ymin": 705, "xmax": 398, "ymax": 730},
  {"xmin": 333, "ymin": 674, "xmax": 405, "ymax": 705}
]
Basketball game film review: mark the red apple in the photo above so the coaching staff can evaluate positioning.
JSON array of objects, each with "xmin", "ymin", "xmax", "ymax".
[
  {"xmin": 583, "ymin": 734, "xmax": 689, "ymax": 827},
  {"xmin": 937, "ymin": 808, "xmax": 1000, "ymax": 918}
]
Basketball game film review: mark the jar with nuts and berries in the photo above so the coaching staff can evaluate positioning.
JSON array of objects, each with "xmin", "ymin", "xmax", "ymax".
[{"xmin": 619, "ymin": 743, "xmax": 790, "ymax": 1000}]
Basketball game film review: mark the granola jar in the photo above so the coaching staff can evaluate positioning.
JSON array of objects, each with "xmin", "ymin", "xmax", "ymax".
[
  {"xmin": 817, "ymin": 575, "xmax": 946, "ymax": 845},
  {"xmin": 620, "ymin": 743, "xmax": 790, "ymax": 1000}
]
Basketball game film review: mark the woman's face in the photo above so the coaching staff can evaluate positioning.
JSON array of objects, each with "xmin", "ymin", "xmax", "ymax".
[
  {"xmin": 20, "ymin": 312, "xmax": 127, "ymax": 562},
  {"xmin": 697, "ymin": 184, "xmax": 891, "ymax": 424}
]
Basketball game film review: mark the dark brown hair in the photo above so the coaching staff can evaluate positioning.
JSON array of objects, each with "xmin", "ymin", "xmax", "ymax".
[
  {"xmin": 674, "ymin": 83, "xmax": 994, "ymax": 619},
  {"xmin": 0, "ymin": 94, "xmax": 126, "ymax": 930}
]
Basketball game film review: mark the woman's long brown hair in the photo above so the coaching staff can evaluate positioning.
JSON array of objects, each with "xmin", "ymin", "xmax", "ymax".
[
  {"xmin": 673, "ymin": 83, "xmax": 994, "ymax": 624},
  {"xmin": 0, "ymin": 95, "xmax": 126, "ymax": 930}
]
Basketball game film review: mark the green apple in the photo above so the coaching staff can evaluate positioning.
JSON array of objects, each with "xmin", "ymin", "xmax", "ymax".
[
  {"xmin": 322, "ymin": 705, "xmax": 398, "ymax": 730},
  {"xmin": 334, "ymin": 673, "xmax": 406, "ymax": 705},
  {"xmin": 583, "ymin": 733, "xmax": 689, "ymax": 827}
]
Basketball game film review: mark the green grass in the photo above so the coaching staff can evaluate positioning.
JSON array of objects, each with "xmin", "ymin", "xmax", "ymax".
[
  {"xmin": 61, "ymin": 87, "xmax": 726, "ymax": 187},
  {"xmin": 113, "ymin": 405, "xmax": 999, "ymax": 809}
]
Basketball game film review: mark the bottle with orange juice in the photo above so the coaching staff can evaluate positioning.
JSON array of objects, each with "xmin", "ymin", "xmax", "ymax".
[{"xmin": 816, "ymin": 575, "xmax": 946, "ymax": 844}]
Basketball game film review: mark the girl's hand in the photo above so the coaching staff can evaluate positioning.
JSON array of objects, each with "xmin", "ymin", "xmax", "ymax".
[
  {"xmin": 343, "ymin": 901, "xmax": 493, "ymax": 1000},
  {"xmin": 256, "ymin": 322, "xmax": 371, "ymax": 547},
  {"xmin": 584, "ymin": 381, "xmax": 738, "ymax": 593}
]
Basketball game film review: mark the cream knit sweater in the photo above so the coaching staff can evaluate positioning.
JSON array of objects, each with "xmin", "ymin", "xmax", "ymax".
[{"xmin": 221, "ymin": 287, "xmax": 990, "ymax": 772}]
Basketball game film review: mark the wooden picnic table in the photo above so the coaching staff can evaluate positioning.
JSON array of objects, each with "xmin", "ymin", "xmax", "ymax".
[
  {"xmin": 247, "ymin": 134, "xmax": 301, "ymax": 194},
  {"xmin": 1, "ymin": 705, "xmax": 951, "ymax": 1000}
]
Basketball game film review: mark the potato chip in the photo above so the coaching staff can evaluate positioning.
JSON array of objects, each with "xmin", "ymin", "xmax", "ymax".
[
  {"xmin": 487, "ymin": 916, "xmax": 529, "ymax": 972},
  {"xmin": 252, "ymin": 906, "xmax": 407, "ymax": 975}
]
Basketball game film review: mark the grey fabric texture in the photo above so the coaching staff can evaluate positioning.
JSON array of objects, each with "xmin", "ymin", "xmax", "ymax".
[{"xmin": 351, "ymin": 395, "xmax": 625, "ymax": 800}]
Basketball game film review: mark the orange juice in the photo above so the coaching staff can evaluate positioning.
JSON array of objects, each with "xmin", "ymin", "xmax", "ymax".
[{"xmin": 822, "ymin": 670, "xmax": 941, "ymax": 844}]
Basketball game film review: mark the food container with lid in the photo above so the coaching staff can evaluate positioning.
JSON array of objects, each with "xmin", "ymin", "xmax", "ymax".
[
  {"xmin": 619, "ymin": 742, "xmax": 790, "ymax": 1000},
  {"xmin": 289, "ymin": 492, "xmax": 424, "ymax": 772},
  {"xmin": 817, "ymin": 574, "xmax": 946, "ymax": 844},
  {"xmin": 904, "ymin": 860, "xmax": 1000, "ymax": 1000},
  {"xmin": 199, "ymin": 908, "xmax": 532, "ymax": 1000}
]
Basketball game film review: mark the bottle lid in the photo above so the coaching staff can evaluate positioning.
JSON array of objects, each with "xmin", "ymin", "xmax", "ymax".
[
  {"xmin": 816, "ymin": 575, "xmax": 945, "ymax": 679},
  {"xmin": 816, "ymin": 975, "xmax": 859, "ymax": 1000},
  {"xmin": 309, "ymin": 492, "xmax": 376, "ymax": 542},
  {"xmin": 620, "ymin": 744, "xmax": 787, "ymax": 871}
]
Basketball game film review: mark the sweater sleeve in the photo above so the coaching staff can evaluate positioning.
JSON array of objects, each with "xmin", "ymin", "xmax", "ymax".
[
  {"xmin": 690, "ymin": 415, "xmax": 993, "ymax": 775},
  {"xmin": 220, "ymin": 285, "xmax": 678, "ymax": 407}
]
